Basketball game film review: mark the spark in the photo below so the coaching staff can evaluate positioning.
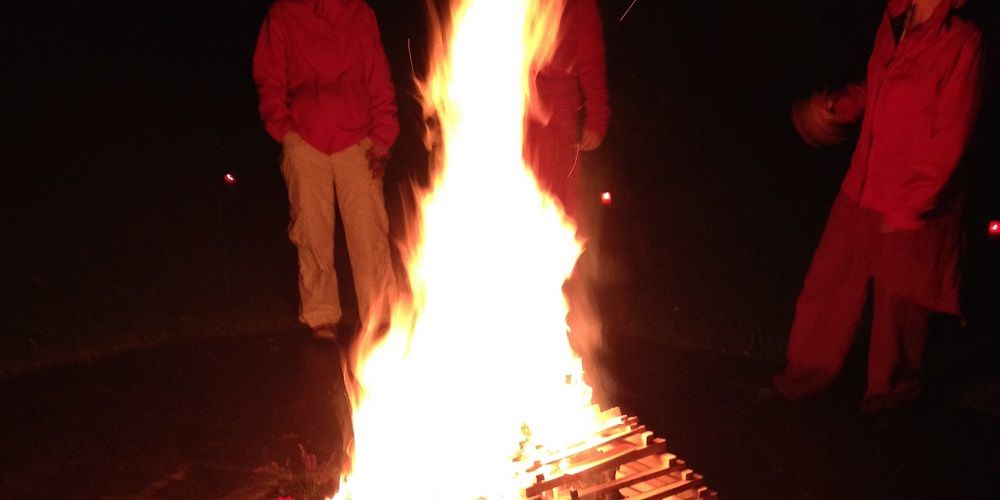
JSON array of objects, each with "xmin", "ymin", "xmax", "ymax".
[
  {"xmin": 567, "ymin": 143, "xmax": 581, "ymax": 178},
  {"xmin": 620, "ymin": 0, "xmax": 639, "ymax": 22},
  {"xmin": 407, "ymin": 38, "xmax": 416, "ymax": 80}
]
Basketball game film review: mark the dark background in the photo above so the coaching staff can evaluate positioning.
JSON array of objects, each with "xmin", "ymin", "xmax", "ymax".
[
  {"xmin": 1, "ymin": 0, "xmax": 997, "ymax": 377},
  {"xmin": 1, "ymin": 1, "xmax": 999, "ymax": 498}
]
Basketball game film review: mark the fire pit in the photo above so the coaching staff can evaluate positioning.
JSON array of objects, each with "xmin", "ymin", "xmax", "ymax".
[{"xmin": 516, "ymin": 407, "xmax": 713, "ymax": 499}]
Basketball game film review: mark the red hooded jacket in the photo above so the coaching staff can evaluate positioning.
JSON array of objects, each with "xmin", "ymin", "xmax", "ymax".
[
  {"xmin": 253, "ymin": 0, "xmax": 399, "ymax": 154},
  {"xmin": 833, "ymin": 0, "xmax": 982, "ymax": 230},
  {"xmin": 534, "ymin": 0, "xmax": 610, "ymax": 137}
]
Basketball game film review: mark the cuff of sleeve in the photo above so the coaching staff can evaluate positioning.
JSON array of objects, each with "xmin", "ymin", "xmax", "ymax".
[
  {"xmin": 370, "ymin": 135, "xmax": 392, "ymax": 153},
  {"xmin": 269, "ymin": 121, "xmax": 294, "ymax": 144},
  {"xmin": 583, "ymin": 121, "xmax": 608, "ymax": 138}
]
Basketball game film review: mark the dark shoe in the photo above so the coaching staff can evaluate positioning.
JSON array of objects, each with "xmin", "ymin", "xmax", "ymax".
[
  {"xmin": 311, "ymin": 325, "xmax": 338, "ymax": 342},
  {"xmin": 860, "ymin": 380, "xmax": 921, "ymax": 415}
]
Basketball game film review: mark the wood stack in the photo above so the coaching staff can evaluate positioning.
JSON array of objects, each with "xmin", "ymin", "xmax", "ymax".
[{"xmin": 518, "ymin": 407, "xmax": 715, "ymax": 499}]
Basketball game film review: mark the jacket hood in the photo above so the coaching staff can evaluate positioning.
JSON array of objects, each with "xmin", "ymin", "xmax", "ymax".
[{"xmin": 887, "ymin": 0, "xmax": 967, "ymax": 18}]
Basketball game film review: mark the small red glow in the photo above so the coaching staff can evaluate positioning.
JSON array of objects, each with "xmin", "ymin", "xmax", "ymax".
[
  {"xmin": 600, "ymin": 191, "xmax": 612, "ymax": 206},
  {"xmin": 223, "ymin": 173, "xmax": 237, "ymax": 186},
  {"xmin": 989, "ymin": 220, "xmax": 1000, "ymax": 237}
]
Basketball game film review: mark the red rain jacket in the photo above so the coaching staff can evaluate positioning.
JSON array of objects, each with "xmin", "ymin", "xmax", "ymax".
[
  {"xmin": 525, "ymin": 0, "xmax": 610, "ymax": 216},
  {"xmin": 832, "ymin": 0, "xmax": 982, "ymax": 231},
  {"xmin": 253, "ymin": 0, "xmax": 399, "ymax": 154},
  {"xmin": 535, "ymin": 0, "xmax": 610, "ymax": 137}
]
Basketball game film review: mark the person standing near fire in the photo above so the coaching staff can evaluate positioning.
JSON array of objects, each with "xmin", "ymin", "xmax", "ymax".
[
  {"xmin": 525, "ymin": 0, "xmax": 611, "ymax": 405},
  {"xmin": 526, "ymin": 0, "xmax": 611, "ymax": 221},
  {"xmin": 773, "ymin": 0, "xmax": 983, "ymax": 413},
  {"xmin": 253, "ymin": 0, "xmax": 399, "ymax": 341}
]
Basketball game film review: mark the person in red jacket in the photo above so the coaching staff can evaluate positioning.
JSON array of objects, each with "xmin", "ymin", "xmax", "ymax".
[
  {"xmin": 525, "ymin": 0, "xmax": 611, "ymax": 405},
  {"xmin": 253, "ymin": 0, "xmax": 399, "ymax": 341},
  {"xmin": 526, "ymin": 0, "xmax": 611, "ymax": 220},
  {"xmin": 774, "ymin": 0, "xmax": 982, "ymax": 413}
]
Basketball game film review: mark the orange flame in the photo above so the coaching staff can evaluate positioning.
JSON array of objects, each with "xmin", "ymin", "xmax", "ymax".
[{"xmin": 332, "ymin": 1, "xmax": 603, "ymax": 498}]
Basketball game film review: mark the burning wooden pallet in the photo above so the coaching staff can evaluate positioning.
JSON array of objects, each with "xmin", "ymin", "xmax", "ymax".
[{"xmin": 518, "ymin": 408, "xmax": 715, "ymax": 499}]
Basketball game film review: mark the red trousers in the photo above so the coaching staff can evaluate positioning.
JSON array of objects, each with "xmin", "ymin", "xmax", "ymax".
[
  {"xmin": 774, "ymin": 193, "xmax": 946, "ymax": 405},
  {"xmin": 525, "ymin": 117, "xmax": 581, "ymax": 219}
]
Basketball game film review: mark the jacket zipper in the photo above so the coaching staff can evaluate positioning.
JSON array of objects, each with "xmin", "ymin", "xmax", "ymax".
[{"xmin": 859, "ymin": 12, "xmax": 909, "ymax": 204}]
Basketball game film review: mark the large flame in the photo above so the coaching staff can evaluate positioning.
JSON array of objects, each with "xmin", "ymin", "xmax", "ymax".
[{"xmin": 333, "ymin": 1, "xmax": 603, "ymax": 498}]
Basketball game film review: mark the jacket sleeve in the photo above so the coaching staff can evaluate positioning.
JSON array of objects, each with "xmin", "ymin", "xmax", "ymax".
[
  {"xmin": 890, "ymin": 32, "xmax": 982, "ymax": 230},
  {"xmin": 831, "ymin": 81, "xmax": 866, "ymax": 125},
  {"xmin": 252, "ymin": 6, "xmax": 293, "ymax": 144},
  {"xmin": 575, "ymin": 0, "xmax": 610, "ymax": 136},
  {"xmin": 363, "ymin": 8, "xmax": 400, "ymax": 151}
]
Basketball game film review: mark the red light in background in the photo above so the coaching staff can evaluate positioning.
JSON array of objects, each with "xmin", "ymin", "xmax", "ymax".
[
  {"xmin": 223, "ymin": 173, "xmax": 237, "ymax": 186},
  {"xmin": 600, "ymin": 191, "xmax": 612, "ymax": 206},
  {"xmin": 989, "ymin": 220, "xmax": 1000, "ymax": 237}
]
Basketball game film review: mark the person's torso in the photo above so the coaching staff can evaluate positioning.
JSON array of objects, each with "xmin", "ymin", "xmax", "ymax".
[
  {"xmin": 844, "ymin": 1, "xmax": 977, "ymax": 210},
  {"xmin": 277, "ymin": 0, "xmax": 375, "ymax": 151}
]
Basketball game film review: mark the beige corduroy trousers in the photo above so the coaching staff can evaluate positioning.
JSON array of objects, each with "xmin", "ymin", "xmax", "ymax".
[{"xmin": 281, "ymin": 138, "xmax": 394, "ymax": 329}]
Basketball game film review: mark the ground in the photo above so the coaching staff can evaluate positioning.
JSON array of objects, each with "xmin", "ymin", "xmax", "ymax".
[{"xmin": 2, "ymin": 329, "xmax": 998, "ymax": 499}]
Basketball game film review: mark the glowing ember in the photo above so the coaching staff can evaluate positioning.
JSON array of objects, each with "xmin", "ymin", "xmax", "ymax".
[
  {"xmin": 223, "ymin": 173, "xmax": 237, "ymax": 186},
  {"xmin": 600, "ymin": 191, "xmax": 613, "ymax": 206},
  {"xmin": 989, "ymin": 220, "xmax": 1000, "ymax": 237},
  {"xmin": 331, "ymin": 0, "xmax": 606, "ymax": 498}
]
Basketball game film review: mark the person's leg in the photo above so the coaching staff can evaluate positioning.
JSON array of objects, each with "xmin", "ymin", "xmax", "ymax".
[
  {"xmin": 862, "ymin": 283, "xmax": 929, "ymax": 412},
  {"xmin": 895, "ymin": 299, "xmax": 930, "ymax": 400},
  {"xmin": 281, "ymin": 151, "xmax": 340, "ymax": 329},
  {"xmin": 525, "ymin": 120, "xmax": 580, "ymax": 218},
  {"xmin": 331, "ymin": 141, "xmax": 395, "ymax": 329},
  {"xmin": 773, "ymin": 194, "xmax": 875, "ymax": 398},
  {"xmin": 865, "ymin": 281, "xmax": 903, "ymax": 403}
]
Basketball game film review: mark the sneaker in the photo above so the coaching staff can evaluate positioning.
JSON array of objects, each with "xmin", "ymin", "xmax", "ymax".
[{"xmin": 311, "ymin": 325, "xmax": 338, "ymax": 342}]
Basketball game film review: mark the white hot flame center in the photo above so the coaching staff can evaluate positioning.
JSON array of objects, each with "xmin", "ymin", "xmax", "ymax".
[{"xmin": 332, "ymin": 1, "xmax": 601, "ymax": 498}]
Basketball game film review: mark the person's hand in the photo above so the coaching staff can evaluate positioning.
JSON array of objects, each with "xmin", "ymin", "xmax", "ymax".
[
  {"xmin": 366, "ymin": 141, "xmax": 390, "ymax": 179},
  {"xmin": 282, "ymin": 131, "xmax": 324, "ymax": 164},
  {"xmin": 791, "ymin": 90, "xmax": 846, "ymax": 147},
  {"xmin": 579, "ymin": 129, "xmax": 604, "ymax": 151}
]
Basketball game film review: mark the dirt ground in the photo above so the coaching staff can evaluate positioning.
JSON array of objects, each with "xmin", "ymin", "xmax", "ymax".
[{"xmin": 1, "ymin": 327, "xmax": 998, "ymax": 499}]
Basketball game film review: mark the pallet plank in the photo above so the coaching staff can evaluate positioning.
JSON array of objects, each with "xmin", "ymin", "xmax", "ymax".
[
  {"xmin": 575, "ymin": 459, "xmax": 682, "ymax": 500},
  {"xmin": 517, "ymin": 413, "xmax": 709, "ymax": 500}
]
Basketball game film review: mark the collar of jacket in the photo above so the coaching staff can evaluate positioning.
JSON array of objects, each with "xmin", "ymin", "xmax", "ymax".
[
  {"xmin": 886, "ymin": 0, "xmax": 966, "ymax": 22},
  {"xmin": 313, "ymin": 0, "xmax": 362, "ymax": 23}
]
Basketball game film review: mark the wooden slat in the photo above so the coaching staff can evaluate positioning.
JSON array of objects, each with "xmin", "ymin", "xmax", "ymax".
[
  {"xmin": 510, "ymin": 412, "xmax": 709, "ymax": 499},
  {"xmin": 634, "ymin": 459, "xmax": 686, "ymax": 489},
  {"xmin": 574, "ymin": 458, "xmax": 683, "ymax": 500},
  {"xmin": 539, "ymin": 424, "xmax": 648, "ymax": 470},
  {"xmin": 697, "ymin": 487, "xmax": 718, "ymax": 498},
  {"xmin": 519, "ymin": 413, "xmax": 638, "ymax": 475},
  {"xmin": 628, "ymin": 473, "xmax": 704, "ymax": 500},
  {"xmin": 524, "ymin": 436, "xmax": 666, "ymax": 498}
]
